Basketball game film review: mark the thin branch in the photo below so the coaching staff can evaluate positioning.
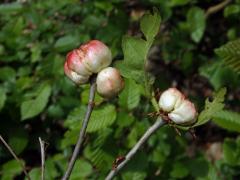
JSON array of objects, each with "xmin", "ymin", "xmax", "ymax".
[
  {"xmin": 105, "ymin": 117, "xmax": 166, "ymax": 180},
  {"xmin": 0, "ymin": 135, "xmax": 31, "ymax": 180},
  {"xmin": 39, "ymin": 137, "xmax": 47, "ymax": 180},
  {"xmin": 62, "ymin": 76, "xmax": 97, "ymax": 180},
  {"xmin": 205, "ymin": 0, "xmax": 232, "ymax": 18}
]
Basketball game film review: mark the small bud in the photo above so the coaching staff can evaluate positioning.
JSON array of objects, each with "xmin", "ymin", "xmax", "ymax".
[
  {"xmin": 80, "ymin": 40, "xmax": 112, "ymax": 73},
  {"xmin": 96, "ymin": 67, "xmax": 124, "ymax": 98},
  {"xmin": 64, "ymin": 62, "xmax": 89, "ymax": 84},
  {"xmin": 159, "ymin": 88, "xmax": 184, "ymax": 112},
  {"xmin": 168, "ymin": 99, "xmax": 197, "ymax": 125}
]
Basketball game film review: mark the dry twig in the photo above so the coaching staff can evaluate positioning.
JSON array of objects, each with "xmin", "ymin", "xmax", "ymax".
[
  {"xmin": 0, "ymin": 135, "xmax": 31, "ymax": 180},
  {"xmin": 62, "ymin": 76, "xmax": 96, "ymax": 180}
]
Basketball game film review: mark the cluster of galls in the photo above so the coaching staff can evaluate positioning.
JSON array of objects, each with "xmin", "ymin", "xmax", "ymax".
[
  {"xmin": 64, "ymin": 40, "xmax": 197, "ymax": 125},
  {"xmin": 64, "ymin": 40, "xmax": 124, "ymax": 98},
  {"xmin": 159, "ymin": 88, "xmax": 197, "ymax": 125}
]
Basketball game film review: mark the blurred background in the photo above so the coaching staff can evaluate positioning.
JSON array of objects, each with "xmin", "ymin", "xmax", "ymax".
[{"xmin": 0, "ymin": 0, "xmax": 240, "ymax": 179}]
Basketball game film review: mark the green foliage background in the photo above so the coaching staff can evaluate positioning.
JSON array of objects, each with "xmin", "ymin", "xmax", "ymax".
[{"xmin": 0, "ymin": 0, "xmax": 240, "ymax": 179}]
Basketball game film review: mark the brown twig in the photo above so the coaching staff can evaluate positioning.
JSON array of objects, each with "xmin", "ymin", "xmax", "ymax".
[
  {"xmin": 39, "ymin": 137, "xmax": 47, "ymax": 180},
  {"xmin": 0, "ymin": 135, "xmax": 31, "ymax": 180},
  {"xmin": 62, "ymin": 76, "xmax": 96, "ymax": 180},
  {"xmin": 105, "ymin": 117, "xmax": 166, "ymax": 180},
  {"xmin": 205, "ymin": 0, "xmax": 232, "ymax": 18}
]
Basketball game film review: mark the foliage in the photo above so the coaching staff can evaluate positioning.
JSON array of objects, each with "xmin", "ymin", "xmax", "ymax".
[
  {"xmin": 116, "ymin": 8, "xmax": 161, "ymax": 96},
  {"xmin": 0, "ymin": 0, "xmax": 240, "ymax": 179},
  {"xmin": 194, "ymin": 88, "xmax": 226, "ymax": 127},
  {"xmin": 215, "ymin": 39, "xmax": 240, "ymax": 74},
  {"xmin": 212, "ymin": 110, "xmax": 240, "ymax": 133}
]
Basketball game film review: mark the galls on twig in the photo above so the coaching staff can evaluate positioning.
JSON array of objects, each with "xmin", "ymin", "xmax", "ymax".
[
  {"xmin": 64, "ymin": 40, "xmax": 112, "ymax": 84},
  {"xmin": 64, "ymin": 40, "xmax": 124, "ymax": 98},
  {"xmin": 158, "ymin": 88, "xmax": 197, "ymax": 125},
  {"xmin": 96, "ymin": 67, "xmax": 124, "ymax": 98}
]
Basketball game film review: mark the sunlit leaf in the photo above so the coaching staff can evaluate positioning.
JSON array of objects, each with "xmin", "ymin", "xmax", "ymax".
[{"xmin": 21, "ymin": 83, "xmax": 51, "ymax": 120}]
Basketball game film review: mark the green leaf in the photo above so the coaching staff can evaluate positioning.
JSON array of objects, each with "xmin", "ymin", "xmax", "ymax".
[
  {"xmin": 194, "ymin": 88, "xmax": 226, "ymax": 127},
  {"xmin": 29, "ymin": 168, "xmax": 41, "ymax": 179},
  {"xmin": 84, "ymin": 145, "xmax": 114, "ymax": 170},
  {"xmin": 170, "ymin": 162, "xmax": 189, "ymax": 178},
  {"xmin": 21, "ymin": 83, "xmax": 51, "ymax": 120},
  {"xmin": 140, "ymin": 8, "xmax": 161, "ymax": 41},
  {"xmin": 212, "ymin": 110, "xmax": 240, "ymax": 132},
  {"xmin": 45, "ymin": 158, "xmax": 59, "ymax": 179},
  {"xmin": 187, "ymin": 158, "xmax": 209, "ymax": 177},
  {"xmin": 0, "ymin": 86, "xmax": 7, "ymax": 111},
  {"xmin": 224, "ymin": 4, "xmax": 240, "ymax": 17},
  {"xmin": 215, "ymin": 39, "xmax": 240, "ymax": 74},
  {"xmin": 84, "ymin": 128, "xmax": 114, "ymax": 170},
  {"xmin": 70, "ymin": 159, "xmax": 93, "ymax": 179},
  {"xmin": 187, "ymin": 7, "xmax": 206, "ymax": 43},
  {"xmin": 122, "ymin": 36, "xmax": 148, "ymax": 70},
  {"xmin": 54, "ymin": 35, "xmax": 79, "ymax": 52},
  {"xmin": 199, "ymin": 61, "xmax": 239, "ymax": 90},
  {"xmin": 30, "ymin": 43, "xmax": 42, "ymax": 63},
  {"xmin": 1, "ymin": 159, "xmax": 25, "ymax": 180},
  {"xmin": 0, "ymin": 2, "xmax": 23, "ymax": 14},
  {"xmin": 87, "ymin": 105, "xmax": 116, "ymax": 132},
  {"xmin": 81, "ymin": 86, "xmax": 103, "ymax": 105},
  {"xmin": 119, "ymin": 79, "xmax": 141, "ymax": 110},
  {"xmin": 118, "ymin": 9, "xmax": 161, "ymax": 90},
  {"xmin": 9, "ymin": 130, "xmax": 28, "ymax": 155},
  {"xmin": 122, "ymin": 152, "xmax": 148, "ymax": 180},
  {"xmin": 170, "ymin": 0, "xmax": 191, "ymax": 7},
  {"xmin": 117, "ymin": 36, "xmax": 148, "ymax": 91},
  {"xmin": 0, "ymin": 67, "xmax": 16, "ymax": 81},
  {"xmin": 223, "ymin": 138, "xmax": 240, "ymax": 166}
]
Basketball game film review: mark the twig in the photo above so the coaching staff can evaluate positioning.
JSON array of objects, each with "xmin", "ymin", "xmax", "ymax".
[
  {"xmin": 62, "ymin": 76, "xmax": 97, "ymax": 180},
  {"xmin": 0, "ymin": 135, "xmax": 31, "ymax": 180},
  {"xmin": 205, "ymin": 0, "xmax": 232, "ymax": 18},
  {"xmin": 39, "ymin": 137, "xmax": 46, "ymax": 180},
  {"xmin": 105, "ymin": 117, "xmax": 166, "ymax": 180}
]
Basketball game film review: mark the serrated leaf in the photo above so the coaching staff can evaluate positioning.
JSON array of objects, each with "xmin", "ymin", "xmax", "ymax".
[
  {"xmin": 122, "ymin": 36, "xmax": 148, "ymax": 69},
  {"xmin": 84, "ymin": 129, "xmax": 114, "ymax": 170},
  {"xmin": 187, "ymin": 7, "xmax": 206, "ymax": 43},
  {"xmin": 215, "ymin": 39, "xmax": 240, "ymax": 74},
  {"xmin": 212, "ymin": 110, "xmax": 240, "ymax": 132},
  {"xmin": 21, "ymin": 83, "xmax": 51, "ymax": 120},
  {"xmin": 199, "ymin": 61, "xmax": 239, "ymax": 90},
  {"xmin": 118, "ymin": 37, "xmax": 148, "ymax": 92},
  {"xmin": 116, "ymin": 62, "xmax": 145, "ymax": 84},
  {"xmin": 118, "ymin": 9, "xmax": 161, "ymax": 93},
  {"xmin": 140, "ymin": 8, "xmax": 161, "ymax": 41},
  {"xmin": 84, "ymin": 146, "xmax": 113, "ymax": 170},
  {"xmin": 119, "ymin": 79, "xmax": 141, "ymax": 110},
  {"xmin": 194, "ymin": 88, "xmax": 226, "ymax": 127},
  {"xmin": 87, "ymin": 105, "xmax": 116, "ymax": 132}
]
